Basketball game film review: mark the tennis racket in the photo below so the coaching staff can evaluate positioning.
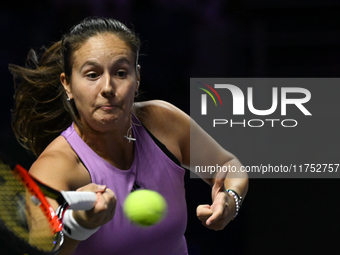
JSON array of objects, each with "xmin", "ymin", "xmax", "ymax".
[{"xmin": 0, "ymin": 152, "xmax": 97, "ymax": 255}]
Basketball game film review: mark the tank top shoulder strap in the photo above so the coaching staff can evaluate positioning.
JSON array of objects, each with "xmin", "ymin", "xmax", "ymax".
[{"xmin": 131, "ymin": 114, "xmax": 181, "ymax": 166}]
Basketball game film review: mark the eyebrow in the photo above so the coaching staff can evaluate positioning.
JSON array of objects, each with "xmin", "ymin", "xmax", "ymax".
[
  {"xmin": 79, "ymin": 58, "xmax": 132, "ymax": 71},
  {"xmin": 79, "ymin": 61, "xmax": 101, "ymax": 71},
  {"xmin": 114, "ymin": 57, "xmax": 132, "ymax": 66}
]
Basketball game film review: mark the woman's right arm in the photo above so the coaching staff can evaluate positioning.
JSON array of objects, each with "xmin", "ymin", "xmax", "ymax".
[{"xmin": 29, "ymin": 136, "xmax": 116, "ymax": 255}]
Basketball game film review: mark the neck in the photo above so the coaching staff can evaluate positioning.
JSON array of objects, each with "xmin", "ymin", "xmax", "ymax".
[{"xmin": 73, "ymin": 120, "xmax": 135, "ymax": 170}]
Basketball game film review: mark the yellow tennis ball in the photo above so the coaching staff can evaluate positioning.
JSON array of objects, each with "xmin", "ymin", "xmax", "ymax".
[{"xmin": 123, "ymin": 189, "xmax": 167, "ymax": 227}]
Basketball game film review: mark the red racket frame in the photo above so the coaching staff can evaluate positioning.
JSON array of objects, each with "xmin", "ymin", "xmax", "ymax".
[{"xmin": 14, "ymin": 163, "xmax": 63, "ymax": 233}]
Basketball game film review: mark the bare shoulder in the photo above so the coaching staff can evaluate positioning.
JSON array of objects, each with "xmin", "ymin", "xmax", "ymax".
[
  {"xmin": 133, "ymin": 100, "xmax": 190, "ymax": 164},
  {"xmin": 133, "ymin": 100, "xmax": 189, "ymax": 131},
  {"xmin": 29, "ymin": 136, "xmax": 91, "ymax": 191}
]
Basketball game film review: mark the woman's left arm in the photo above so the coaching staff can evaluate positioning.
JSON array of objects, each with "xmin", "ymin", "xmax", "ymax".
[{"xmin": 172, "ymin": 103, "xmax": 249, "ymax": 231}]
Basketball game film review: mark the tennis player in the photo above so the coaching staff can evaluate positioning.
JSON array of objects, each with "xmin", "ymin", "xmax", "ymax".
[{"xmin": 9, "ymin": 17, "xmax": 248, "ymax": 255}]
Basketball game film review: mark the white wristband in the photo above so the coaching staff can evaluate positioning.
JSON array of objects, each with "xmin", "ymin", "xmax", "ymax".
[{"xmin": 62, "ymin": 209, "xmax": 100, "ymax": 241}]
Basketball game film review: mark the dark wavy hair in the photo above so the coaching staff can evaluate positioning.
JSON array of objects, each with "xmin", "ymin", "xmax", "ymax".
[{"xmin": 9, "ymin": 17, "xmax": 141, "ymax": 156}]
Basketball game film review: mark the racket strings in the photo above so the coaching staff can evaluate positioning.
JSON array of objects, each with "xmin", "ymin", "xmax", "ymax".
[
  {"xmin": 0, "ymin": 166, "xmax": 29, "ymax": 239},
  {"xmin": 0, "ymin": 163, "xmax": 59, "ymax": 252}
]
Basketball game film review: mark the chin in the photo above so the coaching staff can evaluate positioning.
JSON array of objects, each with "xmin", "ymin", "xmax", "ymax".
[{"xmin": 98, "ymin": 117, "xmax": 119, "ymax": 125}]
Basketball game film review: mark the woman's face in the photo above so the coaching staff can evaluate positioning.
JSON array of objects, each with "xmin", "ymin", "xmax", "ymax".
[{"xmin": 61, "ymin": 33, "xmax": 139, "ymax": 132}]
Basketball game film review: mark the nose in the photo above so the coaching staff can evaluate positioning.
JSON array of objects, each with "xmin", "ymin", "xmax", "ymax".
[{"xmin": 101, "ymin": 74, "xmax": 115, "ymax": 97}]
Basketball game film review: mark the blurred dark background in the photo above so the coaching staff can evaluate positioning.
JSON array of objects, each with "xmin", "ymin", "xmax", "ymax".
[{"xmin": 1, "ymin": 0, "xmax": 340, "ymax": 254}]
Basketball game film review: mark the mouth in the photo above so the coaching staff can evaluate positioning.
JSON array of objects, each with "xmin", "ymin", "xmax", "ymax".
[{"xmin": 99, "ymin": 104, "xmax": 118, "ymax": 111}]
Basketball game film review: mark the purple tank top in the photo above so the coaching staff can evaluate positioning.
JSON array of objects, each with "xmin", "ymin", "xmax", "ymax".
[{"xmin": 61, "ymin": 115, "xmax": 188, "ymax": 255}]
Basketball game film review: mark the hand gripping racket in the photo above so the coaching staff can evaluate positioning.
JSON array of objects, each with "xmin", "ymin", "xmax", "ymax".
[{"xmin": 0, "ymin": 152, "xmax": 97, "ymax": 255}]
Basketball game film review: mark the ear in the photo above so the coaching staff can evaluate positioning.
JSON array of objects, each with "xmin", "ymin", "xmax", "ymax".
[
  {"xmin": 136, "ymin": 65, "xmax": 141, "ymax": 90},
  {"xmin": 60, "ymin": 73, "xmax": 73, "ymax": 100}
]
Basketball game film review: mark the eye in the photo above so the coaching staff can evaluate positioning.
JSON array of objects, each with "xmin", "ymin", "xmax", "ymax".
[
  {"xmin": 86, "ymin": 72, "xmax": 99, "ymax": 79},
  {"xmin": 116, "ymin": 70, "xmax": 127, "ymax": 78}
]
